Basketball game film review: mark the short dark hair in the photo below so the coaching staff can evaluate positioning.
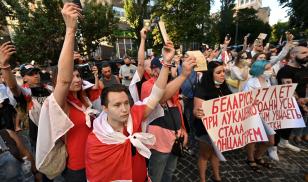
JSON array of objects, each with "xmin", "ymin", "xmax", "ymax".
[
  {"xmin": 101, "ymin": 85, "xmax": 130, "ymax": 107},
  {"xmin": 123, "ymin": 56, "xmax": 130, "ymax": 60},
  {"xmin": 102, "ymin": 63, "xmax": 111, "ymax": 68}
]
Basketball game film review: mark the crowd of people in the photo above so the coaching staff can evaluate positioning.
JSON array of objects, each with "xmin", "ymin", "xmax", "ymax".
[{"xmin": 0, "ymin": 2, "xmax": 307, "ymax": 182}]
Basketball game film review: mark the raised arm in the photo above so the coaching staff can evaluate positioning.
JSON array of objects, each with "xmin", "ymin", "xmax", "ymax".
[
  {"xmin": 269, "ymin": 32, "xmax": 294, "ymax": 66},
  {"xmin": 91, "ymin": 65, "xmax": 103, "ymax": 89},
  {"xmin": 222, "ymin": 35, "xmax": 231, "ymax": 52},
  {"xmin": 53, "ymin": 3, "xmax": 82, "ymax": 109},
  {"xmin": 0, "ymin": 42, "xmax": 21, "ymax": 97},
  {"xmin": 143, "ymin": 41, "xmax": 175, "ymax": 119},
  {"xmin": 242, "ymin": 34, "xmax": 249, "ymax": 51},
  {"xmin": 160, "ymin": 55, "xmax": 196, "ymax": 103},
  {"xmin": 136, "ymin": 28, "xmax": 148, "ymax": 79}
]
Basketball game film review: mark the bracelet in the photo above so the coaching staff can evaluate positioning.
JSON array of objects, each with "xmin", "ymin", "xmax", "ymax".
[
  {"xmin": 160, "ymin": 60, "xmax": 172, "ymax": 68},
  {"xmin": 0, "ymin": 64, "xmax": 11, "ymax": 69}
]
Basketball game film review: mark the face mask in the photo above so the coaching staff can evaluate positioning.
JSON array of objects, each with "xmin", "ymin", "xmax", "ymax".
[
  {"xmin": 125, "ymin": 63, "xmax": 131, "ymax": 66},
  {"xmin": 214, "ymin": 80, "xmax": 223, "ymax": 85},
  {"xmin": 262, "ymin": 70, "xmax": 273, "ymax": 79}
]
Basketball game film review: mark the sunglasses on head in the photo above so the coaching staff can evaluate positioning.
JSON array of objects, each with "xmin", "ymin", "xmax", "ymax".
[{"xmin": 26, "ymin": 70, "xmax": 39, "ymax": 76}]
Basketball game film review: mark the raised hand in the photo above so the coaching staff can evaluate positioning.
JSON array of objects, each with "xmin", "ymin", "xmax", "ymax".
[
  {"xmin": 92, "ymin": 65, "xmax": 99, "ymax": 78},
  {"xmin": 162, "ymin": 41, "xmax": 175, "ymax": 64},
  {"xmin": 224, "ymin": 35, "xmax": 231, "ymax": 46},
  {"xmin": 61, "ymin": 3, "xmax": 82, "ymax": 32},
  {"xmin": 140, "ymin": 27, "xmax": 148, "ymax": 40},
  {"xmin": 0, "ymin": 42, "xmax": 16, "ymax": 67},
  {"xmin": 181, "ymin": 55, "xmax": 197, "ymax": 78},
  {"xmin": 285, "ymin": 31, "xmax": 294, "ymax": 43}
]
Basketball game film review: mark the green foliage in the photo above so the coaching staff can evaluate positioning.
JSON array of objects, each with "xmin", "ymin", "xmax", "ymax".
[
  {"xmin": 2, "ymin": 0, "xmax": 117, "ymax": 65},
  {"xmin": 80, "ymin": 0, "xmax": 118, "ymax": 57},
  {"xmin": 278, "ymin": 0, "xmax": 308, "ymax": 31},
  {"xmin": 123, "ymin": 0, "xmax": 151, "ymax": 42},
  {"xmin": 215, "ymin": 1, "xmax": 271, "ymax": 45},
  {"xmin": 11, "ymin": 0, "xmax": 65, "ymax": 65},
  {"xmin": 234, "ymin": 8, "xmax": 272, "ymax": 44},
  {"xmin": 151, "ymin": 0, "xmax": 212, "ymax": 49},
  {"xmin": 270, "ymin": 22, "xmax": 289, "ymax": 43},
  {"xmin": 218, "ymin": 0, "xmax": 236, "ymax": 42}
]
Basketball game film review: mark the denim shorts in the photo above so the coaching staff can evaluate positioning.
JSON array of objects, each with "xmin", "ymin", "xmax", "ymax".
[{"xmin": 0, "ymin": 151, "xmax": 23, "ymax": 182}]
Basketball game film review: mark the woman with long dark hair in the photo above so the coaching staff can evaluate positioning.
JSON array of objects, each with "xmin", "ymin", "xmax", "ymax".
[{"xmin": 193, "ymin": 61, "xmax": 232, "ymax": 182}]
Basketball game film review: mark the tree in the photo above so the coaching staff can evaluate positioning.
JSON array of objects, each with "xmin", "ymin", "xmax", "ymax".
[
  {"xmin": 79, "ymin": 0, "xmax": 118, "ymax": 57},
  {"xmin": 278, "ymin": 0, "xmax": 308, "ymax": 33},
  {"xmin": 234, "ymin": 8, "xmax": 272, "ymax": 44},
  {"xmin": 151, "ymin": 0, "xmax": 212, "ymax": 50},
  {"xmin": 218, "ymin": 0, "xmax": 236, "ymax": 43},
  {"xmin": 270, "ymin": 22, "xmax": 289, "ymax": 43},
  {"xmin": 2, "ymin": 0, "xmax": 117, "ymax": 65},
  {"xmin": 123, "ymin": 0, "xmax": 151, "ymax": 43},
  {"xmin": 11, "ymin": 0, "xmax": 65, "ymax": 65}
]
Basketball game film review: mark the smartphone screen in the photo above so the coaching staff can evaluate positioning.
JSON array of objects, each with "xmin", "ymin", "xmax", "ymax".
[
  {"xmin": 0, "ymin": 36, "xmax": 11, "ymax": 45},
  {"xmin": 73, "ymin": 0, "xmax": 82, "ymax": 9}
]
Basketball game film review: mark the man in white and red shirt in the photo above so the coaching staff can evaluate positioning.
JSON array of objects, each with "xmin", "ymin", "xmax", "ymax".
[{"xmin": 85, "ymin": 37, "xmax": 176, "ymax": 182}]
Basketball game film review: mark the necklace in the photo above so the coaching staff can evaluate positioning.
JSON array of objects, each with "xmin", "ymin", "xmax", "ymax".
[{"xmin": 218, "ymin": 87, "xmax": 223, "ymax": 97}]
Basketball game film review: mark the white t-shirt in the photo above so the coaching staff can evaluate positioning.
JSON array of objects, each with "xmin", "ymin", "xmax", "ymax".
[{"xmin": 119, "ymin": 64, "xmax": 137, "ymax": 86}]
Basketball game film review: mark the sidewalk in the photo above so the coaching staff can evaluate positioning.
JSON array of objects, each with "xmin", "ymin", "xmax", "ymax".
[{"xmin": 174, "ymin": 141, "xmax": 308, "ymax": 182}]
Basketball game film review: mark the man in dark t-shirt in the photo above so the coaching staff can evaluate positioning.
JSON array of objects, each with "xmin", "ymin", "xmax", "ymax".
[
  {"xmin": 275, "ymin": 45, "xmax": 308, "ymax": 151},
  {"xmin": 99, "ymin": 63, "xmax": 120, "ymax": 88}
]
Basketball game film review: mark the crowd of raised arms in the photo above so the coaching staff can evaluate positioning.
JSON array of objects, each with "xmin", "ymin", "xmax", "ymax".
[{"xmin": 0, "ymin": 2, "xmax": 307, "ymax": 182}]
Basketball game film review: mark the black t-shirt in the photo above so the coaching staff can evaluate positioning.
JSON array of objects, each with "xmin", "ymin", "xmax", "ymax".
[
  {"xmin": 277, "ymin": 65, "xmax": 307, "ymax": 98},
  {"xmin": 15, "ymin": 86, "xmax": 50, "ymax": 146},
  {"xmin": 194, "ymin": 79, "xmax": 232, "ymax": 137}
]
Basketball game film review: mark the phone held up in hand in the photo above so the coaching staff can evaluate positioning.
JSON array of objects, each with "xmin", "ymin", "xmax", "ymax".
[{"xmin": 73, "ymin": 0, "xmax": 82, "ymax": 8}]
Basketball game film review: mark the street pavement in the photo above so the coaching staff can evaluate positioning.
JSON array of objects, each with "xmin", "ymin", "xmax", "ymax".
[{"xmin": 174, "ymin": 141, "xmax": 308, "ymax": 182}]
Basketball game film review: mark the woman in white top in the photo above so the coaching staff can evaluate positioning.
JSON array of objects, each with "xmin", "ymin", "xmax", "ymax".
[{"xmin": 243, "ymin": 58, "xmax": 276, "ymax": 172}]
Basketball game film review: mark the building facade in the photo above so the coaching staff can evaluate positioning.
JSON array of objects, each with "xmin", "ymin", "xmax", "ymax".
[{"xmin": 235, "ymin": 0, "xmax": 270, "ymax": 23}]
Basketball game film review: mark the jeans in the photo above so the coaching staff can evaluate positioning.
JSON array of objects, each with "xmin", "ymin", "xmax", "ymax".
[
  {"xmin": 148, "ymin": 149, "xmax": 178, "ymax": 182},
  {"xmin": 183, "ymin": 97, "xmax": 196, "ymax": 145},
  {"xmin": 0, "ymin": 151, "xmax": 23, "ymax": 182},
  {"xmin": 63, "ymin": 168, "xmax": 86, "ymax": 182}
]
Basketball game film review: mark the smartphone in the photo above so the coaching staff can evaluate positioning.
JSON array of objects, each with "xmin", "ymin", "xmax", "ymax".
[
  {"xmin": 77, "ymin": 63, "xmax": 95, "ymax": 81},
  {"xmin": 246, "ymin": 33, "xmax": 251, "ymax": 37},
  {"xmin": 0, "ymin": 36, "xmax": 11, "ymax": 45},
  {"xmin": 73, "ymin": 0, "xmax": 82, "ymax": 9}
]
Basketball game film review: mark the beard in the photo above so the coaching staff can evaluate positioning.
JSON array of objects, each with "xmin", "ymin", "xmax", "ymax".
[{"xmin": 295, "ymin": 56, "xmax": 308, "ymax": 65}]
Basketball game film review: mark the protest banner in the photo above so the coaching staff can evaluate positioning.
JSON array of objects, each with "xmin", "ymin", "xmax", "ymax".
[
  {"xmin": 254, "ymin": 84, "xmax": 305, "ymax": 130},
  {"xmin": 201, "ymin": 84, "xmax": 306, "ymax": 154},
  {"xmin": 201, "ymin": 90, "xmax": 268, "ymax": 153}
]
